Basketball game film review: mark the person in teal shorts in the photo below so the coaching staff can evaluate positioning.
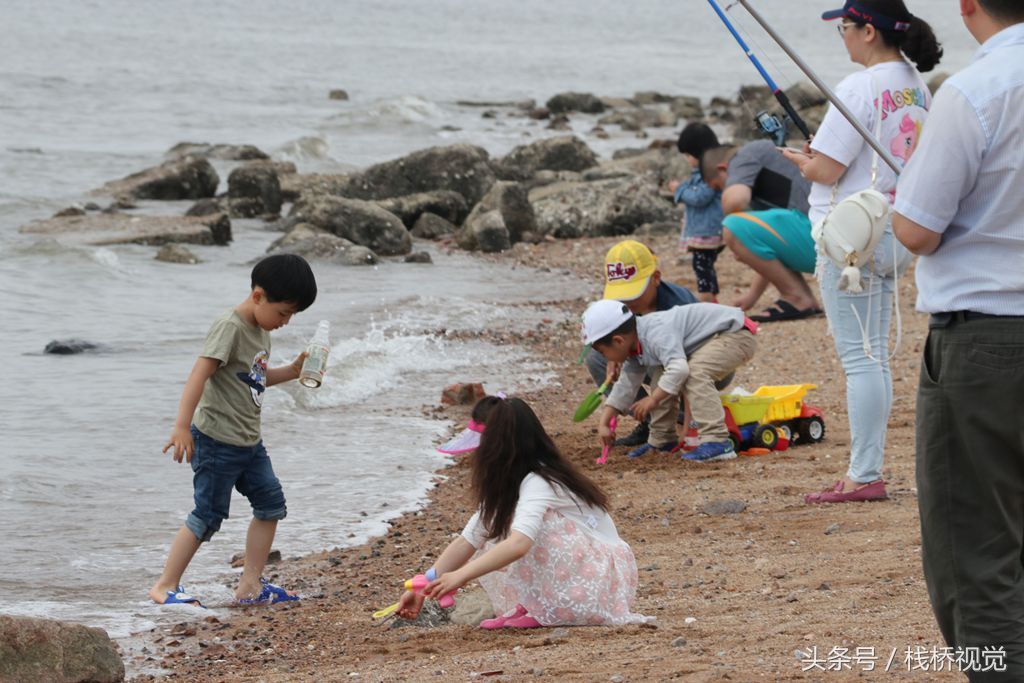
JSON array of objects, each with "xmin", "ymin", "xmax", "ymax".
[{"xmin": 702, "ymin": 141, "xmax": 822, "ymax": 322}]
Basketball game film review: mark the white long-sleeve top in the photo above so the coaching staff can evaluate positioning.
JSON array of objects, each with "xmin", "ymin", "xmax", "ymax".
[{"xmin": 605, "ymin": 303, "xmax": 745, "ymax": 414}]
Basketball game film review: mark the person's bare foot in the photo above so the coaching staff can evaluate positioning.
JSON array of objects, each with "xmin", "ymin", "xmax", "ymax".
[{"xmin": 148, "ymin": 585, "xmax": 177, "ymax": 604}]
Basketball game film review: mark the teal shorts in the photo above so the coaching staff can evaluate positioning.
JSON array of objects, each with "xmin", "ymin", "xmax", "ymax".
[{"xmin": 723, "ymin": 208, "xmax": 816, "ymax": 274}]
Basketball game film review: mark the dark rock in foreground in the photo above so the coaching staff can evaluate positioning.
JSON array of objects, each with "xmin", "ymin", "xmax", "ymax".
[
  {"xmin": 21, "ymin": 212, "xmax": 232, "ymax": 247},
  {"xmin": 228, "ymin": 165, "xmax": 282, "ymax": 218},
  {"xmin": 290, "ymin": 195, "xmax": 411, "ymax": 256},
  {"xmin": 495, "ymin": 136, "xmax": 598, "ymax": 181},
  {"xmin": 457, "ymin": 210, "xmax": 510, "ymax": 253},
  {"xmin": 185, "ymin": 198, "xmax": 224, "ymax": 217},
  {"xmin": 166, "ymin": 142, "xmax": 269, "ymax": 161},
  {"xmin": 0, "ymin": 615, "xmax": 124, "ymax": 682},
  {"xmin": 404, "ymin": 251, "xmax": 432, "ymax": 264},
  {"xmin": 44, "ymin": 339, "xmax": 100, "ymax": 355},
  {"xmin": 546, "ymin": 91, "xmax": 605, "ymax": 114},
  {"xmin": 267, "ymin": 223, "xmax": 378, "ymax": 266},
  {"xmin": 95, "ymin": 156, "xmax": 219, "ymax": 200}
]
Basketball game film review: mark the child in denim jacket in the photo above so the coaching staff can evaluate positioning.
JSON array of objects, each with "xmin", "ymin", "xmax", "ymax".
[
  {"xmin": 673, "ymin": 123, "xmax": 725, "ymax": 302},
  {"xmin": 148, "ymin": 254, "xmax": 317, "ymax": 607}
]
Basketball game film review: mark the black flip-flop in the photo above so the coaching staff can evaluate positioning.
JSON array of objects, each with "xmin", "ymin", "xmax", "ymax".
[{"xmin": 750, "ymin": 299, "xmax": 823, "ymax": 323}]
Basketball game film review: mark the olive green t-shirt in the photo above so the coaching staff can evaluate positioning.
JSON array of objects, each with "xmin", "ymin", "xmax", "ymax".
[{"xmin": 192, "ymin": 310, "xmax": 271, "ymax": 447}]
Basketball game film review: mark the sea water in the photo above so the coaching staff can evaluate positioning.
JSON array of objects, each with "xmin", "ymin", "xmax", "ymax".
[{"xmin": 0, "ymin": 0, "xmax": 978, "ymax": 640}]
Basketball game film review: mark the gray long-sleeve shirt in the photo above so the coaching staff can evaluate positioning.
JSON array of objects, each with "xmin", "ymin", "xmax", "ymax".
[{"xmin": 605, "ymin": 303, "xmax": 745, "ymax": 413}]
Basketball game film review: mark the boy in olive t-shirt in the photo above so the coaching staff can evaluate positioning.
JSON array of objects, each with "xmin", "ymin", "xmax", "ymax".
[{"xmin": 148, "ymin": 254, "xmax": 317, "ymax": 607}]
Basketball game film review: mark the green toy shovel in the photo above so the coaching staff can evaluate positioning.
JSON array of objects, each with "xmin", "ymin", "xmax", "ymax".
[{"xmin": 573, "ymin": 381, "xmax": 608, "ymax": 422}]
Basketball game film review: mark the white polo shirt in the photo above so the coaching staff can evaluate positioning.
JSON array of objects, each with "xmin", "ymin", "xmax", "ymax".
[{"xmin": 893, "ymin": 22, "xmax": 1024, "ymax": 315}]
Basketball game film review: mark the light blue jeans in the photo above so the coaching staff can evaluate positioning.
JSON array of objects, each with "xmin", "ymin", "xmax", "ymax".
[{"xmin": 817, "ymin": 227, "xmax": 911, "ymax": 484}]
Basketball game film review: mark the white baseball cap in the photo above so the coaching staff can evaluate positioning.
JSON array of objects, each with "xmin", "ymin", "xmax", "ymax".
[{"xmin": 581, "ymin": 299, "xmax": 635, "ymax": 345}]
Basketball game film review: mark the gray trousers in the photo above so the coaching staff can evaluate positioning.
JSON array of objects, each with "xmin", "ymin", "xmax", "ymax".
[{"xmin": 917, "ymin": 314, "xmax": 1024, "ymax": 681}]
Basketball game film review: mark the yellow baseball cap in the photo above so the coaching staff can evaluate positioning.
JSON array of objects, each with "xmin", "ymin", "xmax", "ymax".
[{"xmin": 603, "ymin": 240, "xmax": 658, "ymax": 301}]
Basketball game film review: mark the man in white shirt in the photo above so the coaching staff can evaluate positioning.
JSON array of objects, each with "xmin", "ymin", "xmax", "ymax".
[{"xmin": 893, "ymin": 1, "xmax": 1024, "ymax": 677}]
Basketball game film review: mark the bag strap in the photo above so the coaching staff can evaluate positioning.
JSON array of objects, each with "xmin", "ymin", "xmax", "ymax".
[{"xmin": 827, "ymin": 70, "xmax": 884, "ymax": 207}]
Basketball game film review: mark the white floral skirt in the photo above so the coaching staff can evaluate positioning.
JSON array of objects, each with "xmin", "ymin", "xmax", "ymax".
[{"xmin": 476, "ymin": 509, "xmax": 652, "ymax": 626}]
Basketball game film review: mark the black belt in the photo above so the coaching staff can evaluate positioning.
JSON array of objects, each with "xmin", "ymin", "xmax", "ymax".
[{"xmin": 930, "ymin": 311, "xmax": 1024, "ymax": 327}]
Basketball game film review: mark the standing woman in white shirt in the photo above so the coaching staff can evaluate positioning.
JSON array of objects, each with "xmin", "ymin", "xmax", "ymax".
[
  {"xmin": 781, "ymin": 0, "xmax": 941, "ymax": 504},
  {"xmin": 396, "ymin": 395, "xmax": 650, "ymax": 628}
]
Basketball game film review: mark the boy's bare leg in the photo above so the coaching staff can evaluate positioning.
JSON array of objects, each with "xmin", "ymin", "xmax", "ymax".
[
  {"xmin": 724, "ymin": 231, "xmax": 818, "ymax": 311},
  {"xmin": 236, "ymin": 518, "xmax": 279, "ymax": 600},
  {"xmin": 148, "ymin": 526, "xmax": 202, "ymax": 603}
]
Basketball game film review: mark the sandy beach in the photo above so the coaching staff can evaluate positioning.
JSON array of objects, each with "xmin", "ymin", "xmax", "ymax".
[{"xmin": 123, "ymin": 232, "xmax": 958, "ymax": 682}]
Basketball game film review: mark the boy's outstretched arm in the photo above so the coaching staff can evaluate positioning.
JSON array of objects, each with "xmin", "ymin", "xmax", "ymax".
[
  {"xmin": 164, "ymin": 356, "xmax": 220, "ymax": 463},
  {"xmin": 266, "ymin": 352, "xmax": 307, "ymax": 387}
]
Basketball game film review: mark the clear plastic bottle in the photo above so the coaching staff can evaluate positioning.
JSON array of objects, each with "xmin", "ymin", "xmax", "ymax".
[{"xmin": 299, "ymin": 320, "xmax": 330, "ymax": 388}]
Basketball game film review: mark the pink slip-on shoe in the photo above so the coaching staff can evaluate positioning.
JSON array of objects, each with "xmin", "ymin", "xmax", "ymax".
[
  {"xmin": 480, "ymin": 604, "xmax": 537, "ymax": 629},
  {"xmin": 804, "ymin": 479, "xmax": 888, "ymax": 504}
]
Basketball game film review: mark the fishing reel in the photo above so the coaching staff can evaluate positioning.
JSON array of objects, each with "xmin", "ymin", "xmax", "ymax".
[{"xmin": 754, "ymin": 110, "xmax": 789, "ymax": 147}]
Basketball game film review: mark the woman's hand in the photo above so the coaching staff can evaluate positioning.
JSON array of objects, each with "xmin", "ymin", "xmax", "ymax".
[
  {"xmin": 395, "ymin": 590, "xmax": 424, "ymax": 620},
  {"xmin": 423, "ymin": 569, "xmax": 467, "ymax": 600}
]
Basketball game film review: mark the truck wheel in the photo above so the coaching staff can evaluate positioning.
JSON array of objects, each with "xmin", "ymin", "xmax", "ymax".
[
  {"xmin": 802, "ymin": 416, "xmax": 826, "ymax": 443},
  {"xmin": 729, "ymin": 434, "xmax": 741, "ymax": 453},
  {"xmin": 754, "ymin": 424, "xmax": 778, "ymax": 449}
]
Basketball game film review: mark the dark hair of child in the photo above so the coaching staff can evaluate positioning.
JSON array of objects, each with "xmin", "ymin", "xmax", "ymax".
[
  {"xmin": 470, "ymin": 396, "xmax": 608, "ymax": 540},
  {"xmin": 592, "ymin": 314, "xmax": 637, "ymax": 350},
  {"xmin": 853, "ymin": 0, "xmax": 943, "ymax": 72},
  {"xmin": 250, "ymin": 254, "xmax": 318, "ymax": 311},
  {"xmin": 676, "ymin": 122, "xmax": 721, "ymax": 160}
]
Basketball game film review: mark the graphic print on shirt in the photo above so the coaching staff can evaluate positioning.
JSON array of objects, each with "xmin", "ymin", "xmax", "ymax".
[
  {"xmin": 876, "ymin": 86, "xmax": 927, "ymax": 120},
  {"xmin": 890, "ymin": 112, "xmax": 922, "ymax": 165},
  {"xmin": 236, "ymin": 350, "xmax": 269, "ymax": 407}
]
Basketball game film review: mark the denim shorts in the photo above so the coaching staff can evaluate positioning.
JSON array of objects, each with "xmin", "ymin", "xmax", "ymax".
[{"xmin": 186, "ymin": 426, "xmax": 287, "ymax": 542}]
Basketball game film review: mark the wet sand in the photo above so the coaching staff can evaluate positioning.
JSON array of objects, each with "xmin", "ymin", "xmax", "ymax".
[{"xmin": 132, "ymin": 234, "xmax": 957, "ymax": 681}]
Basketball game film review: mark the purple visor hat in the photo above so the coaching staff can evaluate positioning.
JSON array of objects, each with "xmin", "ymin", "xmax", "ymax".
[{"xmin": 822, "ymin": 0, "xmax": 911, "ymax": 31}]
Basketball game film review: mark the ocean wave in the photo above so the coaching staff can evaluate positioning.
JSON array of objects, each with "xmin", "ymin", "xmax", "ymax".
[
  {"xmin": 327, "ymin": 95, "xmax": 445, "ymax": 128},
  {"xmin": 274, "ymin": 135, "xmax": 331, "ymax": 162}
]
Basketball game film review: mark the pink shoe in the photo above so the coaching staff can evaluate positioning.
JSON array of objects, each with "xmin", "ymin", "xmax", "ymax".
[
  {"xmin": 479, "ymin": 604, "xmax": 528, "ymax": 629},
  {"xmin": 804, "ymin": 479, "xmax": 888, "ymax": 504}
]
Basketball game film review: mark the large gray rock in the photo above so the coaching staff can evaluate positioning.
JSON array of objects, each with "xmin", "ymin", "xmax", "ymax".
[
  {"xmin": 279, "ymin": 172, "xmax": 349, "ymax": 203},
  {"xmin": 457, "ymin": 210, "xmax": 510, "ymax": 253},
  {"xmin": 592, "ymin": 147, "xmax": 691, "ymax": 187},
  {"xmin": 166, "ymin": 142, "xmax": 269, "ymax": 161},
  {"xmin": 530, "ymin": 176, "xmax": 679, "ymax": 238},
  {"xmin": 670, "ymin": 96, "xmax": 705, "ymax": 120},
  {"xmin": 546, "ymin": 91, "xmax": 605, "ymax": 114},
  {"xmin": 95, "ymin": 156, "xmax": 219, "ymax": 200},
  {"xmin": 267, "ymin": 223, "xmax": 378, "ymax": 265},
  {"xmin": 290, "ymin": 195, "xmax": 411, "ymax": 255},
  {"xmin": 461, "ymin": 181, "xmax": 535, "ymax": 245},
  {"xmin": 785, "ymin": 81, "xmax": 827, "ymax": 109},
  {"xmin": 0, "ymin": 615, "xmax": 124, "ymax": 683},
  {"xmin": 228, "ymin": 165, "xmax": 282, "ymax": 218},
  {"xmin": 332, "ymin": 144, "xmax": 496, "ymax": 205},
  {"xmin": 411, "ymin": 212, "xmax": 457, "ymax": 240},
  {"xmin": 185, "ymin": 197, "xmax": 224, "ymax": 217},
  {"xmin": 20, "ymin": 212, "xmax": 231, "ymax": 247},
  {"xmin": 496, "ymin": 136, "xmax": 598, "ymax": 181},
  {"xmin": 375, "ymin": 190, "xmax": 469, "ymax": 228}
]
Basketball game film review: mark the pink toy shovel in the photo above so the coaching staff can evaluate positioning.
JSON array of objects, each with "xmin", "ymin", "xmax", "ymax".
[{"xmin": 596, "ymin": 416, "xmax": 618, "ymax": 465}]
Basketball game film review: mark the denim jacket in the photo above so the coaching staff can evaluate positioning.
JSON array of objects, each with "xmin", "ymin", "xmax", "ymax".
[{"xmin": 674, "ymin": 169, "xmax": 724, "ymax": 239}]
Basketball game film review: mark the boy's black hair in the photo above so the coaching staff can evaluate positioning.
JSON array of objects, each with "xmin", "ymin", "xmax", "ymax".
[
  {"xmin": 979, "ymin": 0, "xmax": 1024, "ymax": 23},
  {"xmin": 251, "ymin": 254, "xmax": 317, "ymax": 311},
  {"xmin": 676, "ymin": 122, "xmax": 720, "ymax": 160},
  {"xmin": 593, "ymin": 314, "xmax": 637, "ymax": 349},
  {"xmin": 700, "ymin": 144, "xmax": 737, "ymax": 181}
]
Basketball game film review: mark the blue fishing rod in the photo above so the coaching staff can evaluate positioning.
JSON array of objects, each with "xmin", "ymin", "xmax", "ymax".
[{"xmin": 706, "ymin": 0, "xmax": 812, "ymax": 143}]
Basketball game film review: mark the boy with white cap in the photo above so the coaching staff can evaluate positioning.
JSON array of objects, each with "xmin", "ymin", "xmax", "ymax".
[
  {"xmin": 584, "ymin": 240, "xmax": 698, "ymax": 453},
  {"xmin": 582, "ymin": 299, "xmax": 758, "ymax": 462}
]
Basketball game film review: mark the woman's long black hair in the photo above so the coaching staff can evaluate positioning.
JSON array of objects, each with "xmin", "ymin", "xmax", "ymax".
[
  {"xmin": 854, "ymin": 0, "xmax": 943, "ymax": 72},
  {"xmin": 469, "ymin": 396, "xmax": 608, "ymax": 540}
]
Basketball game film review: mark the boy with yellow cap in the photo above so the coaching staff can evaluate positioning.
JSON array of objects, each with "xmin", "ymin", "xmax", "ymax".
[{"xmin": 584, "ymin": 240, "xmax": 697, "ymax": 455}]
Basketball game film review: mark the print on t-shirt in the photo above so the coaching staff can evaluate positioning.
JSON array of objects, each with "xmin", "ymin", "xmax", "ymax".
[
  {"xmin": 875, "ymin": 84, "xmax": 927, "ymax": 166},
  {"xmin": 236, "ymin": 350, "xmax": 269, "ymax": 407}
]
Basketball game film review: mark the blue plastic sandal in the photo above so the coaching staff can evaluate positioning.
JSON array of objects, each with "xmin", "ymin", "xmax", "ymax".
[
  {"xmin": 627, "ymin": 441, "xmax": 678, "ymax": 459},
  {"xmin": 238, "ymin": 577, "xmax": 300, "ymax": 605},
  {"xmin": 159, "ymin": 586, "xmax": 205, "ymax": 608}
]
